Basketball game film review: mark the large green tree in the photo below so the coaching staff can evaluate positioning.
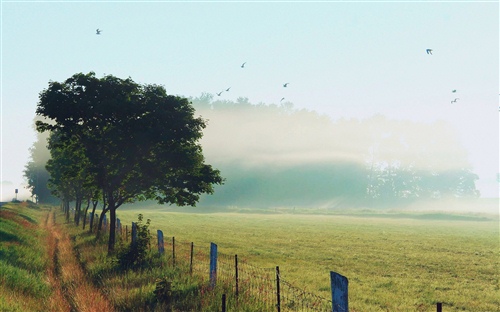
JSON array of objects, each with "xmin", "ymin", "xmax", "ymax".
[{"xmin": 36, "ymin": 72, "xmax": 223, "ymax": 252}]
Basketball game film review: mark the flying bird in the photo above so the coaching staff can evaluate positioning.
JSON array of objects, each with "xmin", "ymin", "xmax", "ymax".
[
  {"xmin": 225, "ymin": 87, "xmax": 231, "ymax": 92},
  {"xmin": 451, "ymin": 98, "xmax": 459, "ymax": 103},
  {"xmin": 241, "ymin": 62, "xmax": 246, "ymax": 68},
  {"xmin": 280, "ymin": 97, "xmax": 285, "ymax": 102},
  {"xmin": 426, "ymin": 49, "xmax": 432, "ymax": 55},
  {"xmin": 283, "ymin": 83, "xmax": 289, "ymax": 87},
  {"xmin": 452, "ymin": 89, "xmax": 457, "ymax": 93},
  {"xmin": 216, "ymin": 91, "xmax": 223, "ymax": 96},
  {"xmin": 96, "ymin": 29, "xmax": 102, "ymax": 35}
]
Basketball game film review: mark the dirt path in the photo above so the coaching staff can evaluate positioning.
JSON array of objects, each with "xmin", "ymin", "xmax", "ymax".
[{"xmin": 44, "ymin": 209, "xmax": 114, "ymax": 312}]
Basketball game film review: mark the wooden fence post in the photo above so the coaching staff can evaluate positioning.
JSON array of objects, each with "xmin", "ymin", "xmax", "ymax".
[
  {"xmin": 117, "ymin": 218, "xmax": 121, "ymax": 233},
  {"xmin": 330, "ymin": 271, "xmax": 348, "ymax": 312},
  {"xmin": 131, "ymin": 222, "xmax": 137, "ymax": 246},
  {"xmin": 157, "ymin": 230, "xmax": 164, "ymax": 255},
  {"xmin": 210, "ymin": 243, "xmax": 218, "ymax": 288}
]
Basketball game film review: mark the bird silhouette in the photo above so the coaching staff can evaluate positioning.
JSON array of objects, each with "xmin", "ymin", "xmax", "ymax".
[
  {"xmin": 216, "ymin": 91, "xmax": 223, "ymax": 96},
  {"xmin": 96, "ymin": 29, "xmax": 102, "ymax": 35},
  {"xmin": 452, "ymin": 90, "xmax": 457, "ymax": 93},
  {"xmin": 451, "ymin": 98, "xmax": 459, "ymax": 103},
  {"xmin": 280, "ymin": 97, "xmax": 285, "ymax": 102},
  {"xmin": 241, "ymin": 62, "xmax": 246, "ymax": 68},
  {"xmin": 225, "ymin": 87, "xmax": 231, "ymax": 92},
  {"xmin": 426, "ymin": 49, "xmax": 432, "ymax": 55},
  {"xmin": 283, "ymin": 83, "xmax": 289, "ymax": 87}
]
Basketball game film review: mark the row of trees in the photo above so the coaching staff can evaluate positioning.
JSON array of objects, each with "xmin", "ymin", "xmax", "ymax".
[{"xmin": 28, "ymin": 72, "xmax": 223, "ymax": 253}]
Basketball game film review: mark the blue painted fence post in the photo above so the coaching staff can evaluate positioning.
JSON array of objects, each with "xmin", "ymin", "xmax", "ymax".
[
  {"xmin": 131, "ymin": 222, "xmax": 137, "ymax": 246},
  {"xmin": 330, "ymin": 271, "xmax": 348, "ymax": 312},
  {"xmin": 210, "ymin": 243, "xmax": 218, "ymax": 288},
  {"xmin": 157, "ymin": 230, "xmax": 164, "ymax": 255}
]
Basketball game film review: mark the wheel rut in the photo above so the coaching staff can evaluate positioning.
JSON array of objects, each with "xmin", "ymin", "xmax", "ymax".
[{"xmin": 44, "ymin": 209, "xmax": 114, "ymax": 312}]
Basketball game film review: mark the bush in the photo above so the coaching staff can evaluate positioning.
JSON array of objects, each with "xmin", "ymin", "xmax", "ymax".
[{"xmin": 116, "ymin": 214, "xmax": 151, "ymax": 269}]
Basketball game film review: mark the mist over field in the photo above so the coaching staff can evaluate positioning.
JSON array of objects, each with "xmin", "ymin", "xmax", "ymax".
[{"xmin": 190, "ymin": 95, "xmax": 490, "ymax": 211}]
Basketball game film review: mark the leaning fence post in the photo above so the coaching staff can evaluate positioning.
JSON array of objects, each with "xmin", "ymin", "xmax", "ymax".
[
  {"xmin": 276, "ymin": 266, "xmax": 281, "ymax": 312},
  {"xmin": 330, "ymin": 271, "xmax": 348, "ymax": 312},
  {"xmin": 131, "ymin": 222, "xmax": 137, "ymax": 246},
  {"xmin": 235, "ymin": 254, "xmax": 239, "ymax": 298},
  {"xmin": 210, "ymin": 243, "xmax": 218, "ymax": 288},
  {"xmin": 157, "ymin": 230, "xmax": 164, "ymax": 255}
]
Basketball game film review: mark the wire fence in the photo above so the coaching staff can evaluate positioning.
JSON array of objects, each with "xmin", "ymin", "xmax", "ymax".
[
  {"xmin": 111, "ymin": 218, "xmax": 336, "ymax": 312},
  {"xmin": 82, "ymin": 213, "xmax": 443, "ymax": 312}
]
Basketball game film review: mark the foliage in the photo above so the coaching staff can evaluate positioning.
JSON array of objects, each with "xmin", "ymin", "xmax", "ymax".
[
  {"xmin": 35, "ymin": 72, "xmax": 224, "ymax": 252},
  {"xmin": 116, "ymin": 214, "xmax": 152, "ymax": 269}
]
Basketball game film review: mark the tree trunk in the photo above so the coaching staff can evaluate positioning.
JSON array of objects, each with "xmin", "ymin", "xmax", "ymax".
[
  {"xmin": 108, "ymin": 205, "xmax": 116, "ymax": 254},
  {"xmin": 89, "ymin": 200, "xmax": 98, "ymax": 233},
  {"xmin": 82, "ymin": 198, "xmax": 90, "ymax": 230},
  {"xmin": 74, "ymin": 197, "xmax": 81, "ymax": 226},
  {"xmin": 65, "ymin": 200, "xmax": 70, "ymax": 223}
]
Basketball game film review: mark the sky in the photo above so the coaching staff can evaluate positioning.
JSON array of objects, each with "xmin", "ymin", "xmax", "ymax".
[{"xmin": 1, "ymin": 0, "xmax": 498, "ymax": 202}]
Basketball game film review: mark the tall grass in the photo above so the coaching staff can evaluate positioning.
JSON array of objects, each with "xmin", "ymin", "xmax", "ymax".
[{"xmin": 0, "ymin": 203, "xmax": 52, "ymax": 312}]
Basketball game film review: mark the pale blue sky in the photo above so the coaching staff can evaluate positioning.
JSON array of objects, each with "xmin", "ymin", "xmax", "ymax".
[{"xmin": 1, "ymin": 1, "xmax": 498, "ymax": 201}]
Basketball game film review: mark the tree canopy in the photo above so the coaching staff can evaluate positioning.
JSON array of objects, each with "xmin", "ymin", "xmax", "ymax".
[{"xmin": 36, "ymin": 72, "xmax": 223, "ymax": 252}]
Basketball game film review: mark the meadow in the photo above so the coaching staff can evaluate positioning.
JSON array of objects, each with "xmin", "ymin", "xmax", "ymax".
[{"xmin": 114, "ymin": 206, "xmax": 499, "ymax": 311}]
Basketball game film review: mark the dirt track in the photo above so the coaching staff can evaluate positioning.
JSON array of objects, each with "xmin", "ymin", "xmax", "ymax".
[{"xmin": 44, "ymin": 210, "xmax": 114, "ymax": 312}]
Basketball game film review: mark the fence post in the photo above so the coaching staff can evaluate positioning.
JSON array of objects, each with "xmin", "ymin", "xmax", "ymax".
[
  {"xmin": 235, "ymin": 254, "xmax": 239, "ymax": 298},
  {"xmin": 437, "ymin": 303, "xmax": 442, "ymax": 312},
  {"xmin": 125, "ymin": 225, "xmax": 128, "ymax": 242},
  {"xmin": 210, "ymin": 243, "xmax": 218, "ymax": 288},
  {"xmin": 222, "ymin": 294, "xmax": 226, "ymax": 312},
  {"xmin": 131, "ymin": 222, "xmax": 137, "ymax": 246},
  {"xmin": 172, "ymin": 237, "xmax": 176, "ymax": 267},
  {"xmin": 276, "ymin": 266, "xmax": 281, "ymax": 312},
  {"xmin": 157, "ymin": 230, "xmax": 164, "ymax": 255},
  {"xmin": 103, "ymin": 214, "xmax": 107, "ymax": 230},
  {"xmin": 117, "ymin": 218, "xmax": 121, "ymax": 237},
  {"xmin": 190, "ymin": 242, "xmax": 194, "ymax": 275},
  {"xmin": 330, "ymin": 271, "xmax": 348, "ymax": 312}
]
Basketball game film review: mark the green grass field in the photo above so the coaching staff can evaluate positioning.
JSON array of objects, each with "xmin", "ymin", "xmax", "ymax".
[{"xmin": 114, "ymin": 207, "xmax": 499, "ymax": 311}]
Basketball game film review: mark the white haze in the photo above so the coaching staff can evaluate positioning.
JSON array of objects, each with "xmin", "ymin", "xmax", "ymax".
[{"xmin": 197, "ymin": 106, "xmax": 471, "ymax": 173}]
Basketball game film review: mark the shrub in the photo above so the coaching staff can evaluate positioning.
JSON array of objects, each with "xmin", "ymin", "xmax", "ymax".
[{"xmin": 116, "ymin": 214, "xmax": 151, "ymax": 269}]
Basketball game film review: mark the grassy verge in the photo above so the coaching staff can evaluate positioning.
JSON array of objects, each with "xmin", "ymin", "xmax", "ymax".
[
  {"xmin": 0, "ymin": 202, "xmax": 52, "ymax": 312},
  {"xmin": 66, "ymin": 214, "xmax": 274, "ymax": 311}
]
